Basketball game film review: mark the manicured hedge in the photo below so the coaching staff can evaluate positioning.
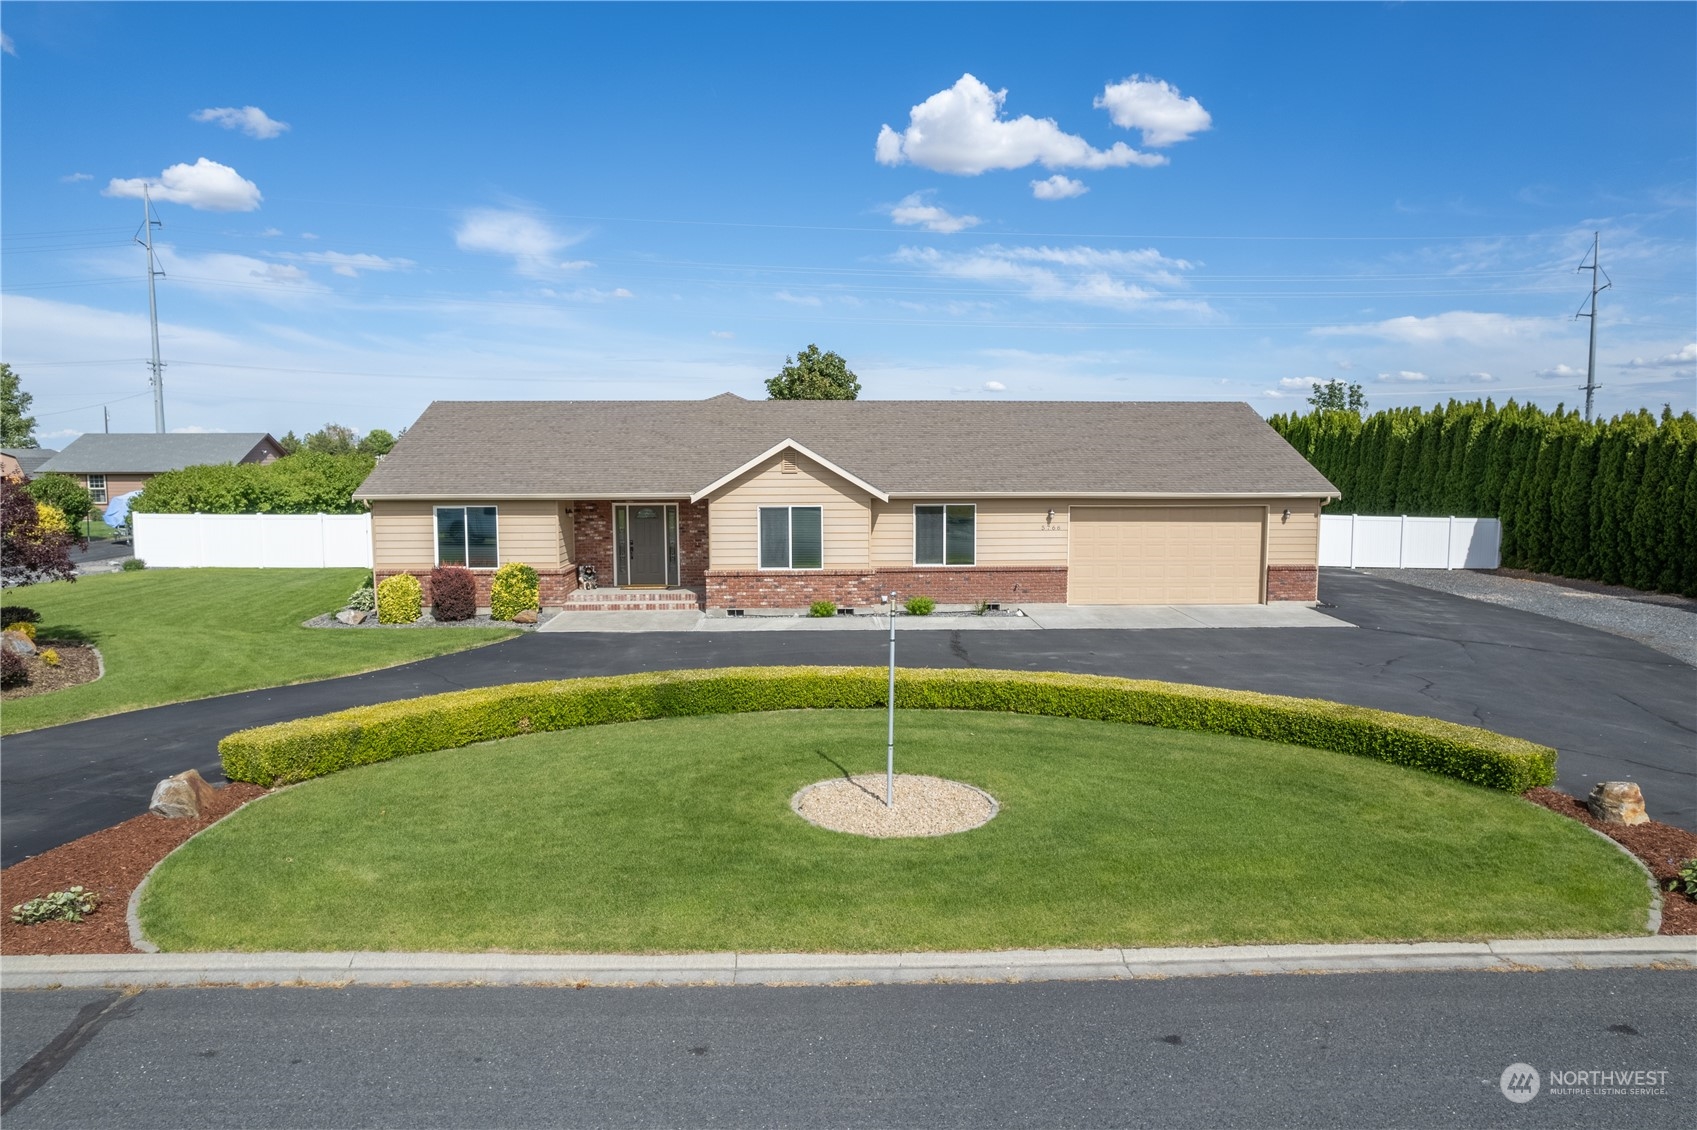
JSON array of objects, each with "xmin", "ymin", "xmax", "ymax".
[{"xmin": 219, "ymin": 667, "xmax": 1557, "ymax": 793}]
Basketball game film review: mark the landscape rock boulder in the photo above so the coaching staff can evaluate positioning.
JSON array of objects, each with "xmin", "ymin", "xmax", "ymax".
[
  {"xmin": 512, "ymin": 609, "xmax": 539, "ymax": 624},
  {"xmin": 336, "ymin": 608, "xmax": 368, "ymax": 625},
  {"xmin": 1586, "ymin": 781, "xmax": 1648, "ymax": 826},
  {"xmin": 149, "ymin": 769, "xmax": 221, "ymax": 819},
  {"xmin": 1, "ymin": 630, "xmax": 36, "ymax": 656}
]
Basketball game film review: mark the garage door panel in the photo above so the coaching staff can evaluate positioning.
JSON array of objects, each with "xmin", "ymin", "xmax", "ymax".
[{"xmin": 1070, "ymin": 507, "xmax": 1263, "ymax": 604}]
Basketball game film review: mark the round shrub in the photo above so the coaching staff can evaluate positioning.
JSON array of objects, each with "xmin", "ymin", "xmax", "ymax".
[
  {"xmin": 24, "ymin": 473, "xmax": 93, "ymax": 526},
  {"xmin": 376, "ymin": 573, "xmax": 423, "ymax": 624},
  {"xmin": 808, "ymin": 600, "xmax": 837, "ymax": 618},
  {"xmin": 4, "ymin": 621, "xmax": 37, "ymax": 641},
  {"xmin": 0, "ymin": 606, "xmax": 41, "ymax": 624},
  {"xmin": 430, "ymin": 566, "xmax": 477, "ymax": 622},
  {"xmin": 489, "ymin": 562, "xmax": 540, "ymax": 621},
  {"xmin": 904, "ymin": 595, "xmax": 935, "ymax": 616},
  {"xmin": 39, "ymin": 647, "xmax": 62, "ymax": 667},
  {"xmin": 121, "ymin": 558, "xmax": 146, "ymax": 572},
  {"xmin": 0, "ymin": 648, "xmax": 27, "ymax": 689}
]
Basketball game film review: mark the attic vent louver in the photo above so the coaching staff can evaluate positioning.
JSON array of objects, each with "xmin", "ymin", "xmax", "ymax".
[{"xmin": 780, "ymin": 456, "xmax": 798, "ymax": 475}]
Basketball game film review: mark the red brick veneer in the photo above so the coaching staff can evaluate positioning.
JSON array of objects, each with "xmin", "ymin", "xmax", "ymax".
[
  {"xmin": 705, "ymin": 566, "xmax": 1067, "ymax": 610},
  {"xmin": 1265, "ymin": 565, "xmax": 1319, "ymax": 602},
  {"xmin": 571, "ymin": 500, "xmax": 708, "ymax": 588}
]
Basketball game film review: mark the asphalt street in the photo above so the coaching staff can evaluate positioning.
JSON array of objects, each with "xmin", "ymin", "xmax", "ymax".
[
  {"xmin": 4, "ymin": 570, "xmax": 1693, "ymax": 865},
  {"xmin": 2, "ymin": 969, "xmax": 1692, "ymax": 1128}
]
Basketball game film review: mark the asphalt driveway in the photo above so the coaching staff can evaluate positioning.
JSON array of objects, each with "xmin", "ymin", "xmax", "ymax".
[{"xmin": 4, "ymin": 570, "xmax": 1692, "ymax": 865}]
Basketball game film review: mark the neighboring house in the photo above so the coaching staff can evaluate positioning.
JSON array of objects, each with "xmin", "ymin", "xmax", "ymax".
[
  {"xmin": 0, "ymin": 448, "xmax": 59, "ymax": 478},
  {"xmin": 35, "ymin": 433, "xmax": 286, "ymax": 505},
  {"xmin": 355, "ymin": 395, "xmax": 1340, "ymax": 611}
]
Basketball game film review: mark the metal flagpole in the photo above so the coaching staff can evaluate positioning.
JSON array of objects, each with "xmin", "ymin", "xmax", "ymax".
[{"xmin": 885, "ymin": 590, "xmax": 897, "ymax": 807}]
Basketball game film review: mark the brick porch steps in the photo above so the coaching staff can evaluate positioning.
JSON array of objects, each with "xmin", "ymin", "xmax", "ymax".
[{"xmin": 561, "ymin": 588, "xmax": 704, "ymax": 613}]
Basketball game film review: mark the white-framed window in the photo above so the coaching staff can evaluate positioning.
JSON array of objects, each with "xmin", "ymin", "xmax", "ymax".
[
  {"xmin": 758, "ymin": 506, "xmax": 823, "ymax": 570},
  {"xmin": 434, "ymin": 505, "xmax": 499, "ymax": 568},
  {"xmin": 86, "ymin": 474, "xmax": 108, "ymax": 505},
  {"xmin": 913, "ymin": 504, "xmax": 976, "ymax": 566}
]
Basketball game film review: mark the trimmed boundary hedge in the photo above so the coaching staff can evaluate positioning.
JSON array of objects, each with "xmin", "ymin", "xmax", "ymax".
[{"xmin": 219, "ymin": 667, "xmax": 1557, "ymax": 793}]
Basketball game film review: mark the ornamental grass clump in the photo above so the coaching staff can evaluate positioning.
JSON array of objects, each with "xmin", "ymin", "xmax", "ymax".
[
  {"xmin": 489, "ymin": 562, "xmax": 540, "ymax": 621},
  {"xmin": 430, "ymin": 566, "xmax": 477, "ymax": 622},
  {"xmin": 11, "ymin": 886, "xmax": 99, "ymax": 925},
  {"xmin": 376, "ymin": 573, "xmax": 423, "ymax": 624}
]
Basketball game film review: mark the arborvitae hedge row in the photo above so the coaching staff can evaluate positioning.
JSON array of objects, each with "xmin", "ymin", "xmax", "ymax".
[
  {"xmin": 219, "ymin": 666, "xmax": 1557, "ymax": 794},
  {"xmin": 1269, "ymin": 400, "xmax": 1696, "ymax": 595}
]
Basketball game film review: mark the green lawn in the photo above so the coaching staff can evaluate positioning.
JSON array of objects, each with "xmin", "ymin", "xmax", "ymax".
[
  {"xmin": 1, "ymin": 569, "xmax": 517, "ymax": 733},
  {"xmin": 139, "ymin": 710, "xmax": 1649, "ymax": 953}
]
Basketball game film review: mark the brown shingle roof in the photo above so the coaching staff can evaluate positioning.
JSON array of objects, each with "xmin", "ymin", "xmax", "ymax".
[{"xmin": 354, "ymin": 399, "xmax": 1338, "ymax": 499}]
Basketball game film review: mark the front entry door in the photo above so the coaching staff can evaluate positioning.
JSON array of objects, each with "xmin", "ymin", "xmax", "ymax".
[{"xmin": 628, "ymin": 505, "xmax": 668, "ymax": 585}]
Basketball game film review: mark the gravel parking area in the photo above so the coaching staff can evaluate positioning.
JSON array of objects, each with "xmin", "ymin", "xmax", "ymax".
[{"xmin": 1359, "ymin": 568, "xmax": 1696, "ymax": 667}]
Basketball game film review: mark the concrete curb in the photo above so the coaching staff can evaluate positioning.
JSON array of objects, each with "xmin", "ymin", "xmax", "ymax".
[{"xmin": 4, "ymin": 938, "xmax": 1692, "ymax": 990}]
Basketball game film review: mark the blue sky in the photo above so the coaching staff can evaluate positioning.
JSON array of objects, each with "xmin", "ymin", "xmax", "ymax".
[{"xmin": 3, "ymin": 2, "xmax": 1692, "ymax": 444}]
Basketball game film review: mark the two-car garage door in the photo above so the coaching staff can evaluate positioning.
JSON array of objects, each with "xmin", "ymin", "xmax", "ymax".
[{"xmin": 1068, "ymin": 506, "xmax": 1265, "ymax": 604}]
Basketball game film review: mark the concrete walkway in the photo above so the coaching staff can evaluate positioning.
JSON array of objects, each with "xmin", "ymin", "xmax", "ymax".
[
  {"xmin": 4, "ymin": 937, "xmax": 1690, "ymax": 990},
  {"xmin": 539, "ymin": 603, "xmax": 1351, "ymax": 633}
]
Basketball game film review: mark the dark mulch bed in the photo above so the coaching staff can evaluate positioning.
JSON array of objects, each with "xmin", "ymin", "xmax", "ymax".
[
  {"xmin": 1524, "ymin": 787, "xmax": 1697, "ymax": 935},
  {"xmin": 1, "ymin": 783, "xmax": 268, "ymax": 955},
  {"xmin": 0, "ymin": 641, "xmax": 101, "ymax": 700}
]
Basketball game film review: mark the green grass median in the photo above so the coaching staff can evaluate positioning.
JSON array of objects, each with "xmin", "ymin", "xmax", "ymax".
[
  {"xmin": 139, "ymin": 710, "xmax": 1648, "ymax": 953},
  {"xmin": 1, "ymin": 569, "xmax": 516, "ymax": 733}
]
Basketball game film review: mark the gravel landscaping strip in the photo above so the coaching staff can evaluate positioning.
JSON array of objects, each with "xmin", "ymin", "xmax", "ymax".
[
  {"xmin": 791, "ymin": 774, "xmax": 998, "ymax": 837},
  {"xmin": 302, "ymin": 611, "xmax": 550, "ymax": 631},
  {"xmin": 1360, "ymin": 568, "xmax": 1696, "ymax": 666}
]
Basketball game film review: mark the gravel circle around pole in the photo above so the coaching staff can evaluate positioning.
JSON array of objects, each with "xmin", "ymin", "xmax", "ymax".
[{"xmin": 791, "ymin": 774, "xmax": 998, "ymax": 837}]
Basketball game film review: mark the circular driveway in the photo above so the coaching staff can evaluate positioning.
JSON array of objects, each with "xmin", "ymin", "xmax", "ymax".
[{"xmin": 4, "ymin": 570, "xmax": 1691, "ymax": 865}]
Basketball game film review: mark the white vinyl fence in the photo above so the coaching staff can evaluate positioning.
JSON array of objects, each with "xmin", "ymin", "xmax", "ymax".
[
  {"xmin": 1319, "ymin": 515, "xmax": 1500, "ymax": 570},
  {"xmin": 132, "ymin": 513, "xmax": 373, "ymax": 569}
]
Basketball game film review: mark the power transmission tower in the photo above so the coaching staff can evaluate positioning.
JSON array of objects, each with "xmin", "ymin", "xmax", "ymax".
[
  {"xmin": 1574, "ymin": 231, "xmax": 1611, "ymax": 422},
  {"xmin": 136, "ymin": 185, "xmax": 168, "ymax": 433}
]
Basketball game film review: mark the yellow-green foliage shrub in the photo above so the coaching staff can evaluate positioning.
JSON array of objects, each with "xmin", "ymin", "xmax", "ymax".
[
  {"xmin": 489, "ymin": 562, "xmax": 540, "ymax": 621},
  {"xmin": 5, "ymin": 621, "xmax": 37, "ymax": 641},
  {"xmin": 376, "ymin": 573, "xmax": 422, "ymax": 624},
  {"xmin": 220, "ymin": 666, "xmax": 1558, "ymax": 793},
  {"xmin": 33, "ymin": 501, "xmax": 70, "ymax": 536},
  {"xmin": 38, "ymin": 647, "xmax": 61, "ymax": 667}
]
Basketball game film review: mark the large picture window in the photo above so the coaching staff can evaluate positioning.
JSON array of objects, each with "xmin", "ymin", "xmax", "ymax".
[
  {"xmin": 435, "ymin": 505, "xmax": 499, "ymax": 568},
  {"xmin": 914, "ymin": 504, "xmax": 975, "ymax": 566},
  {"xmin": 758, "ymin": 506, "xmax": 823, "ymax": 569},
  {"xmin": 86, "ymin": 474, "xmax": 108, "ymax": 505}
]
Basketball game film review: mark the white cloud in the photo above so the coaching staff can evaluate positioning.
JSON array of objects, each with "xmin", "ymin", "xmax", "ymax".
[
  {"xmin": 1535, "ymin": 363, "xmax": 1583, "ymax": 380},
  {"xmin": 1278, "ymin": 377, "xmax": 1314, "ymax": 390},
  {"xmin": 1, "ymin": 31, "xmax": 15, "ymax": 56},
  {"xmin": 710, "ymin": 330, "xmax": 735, "ymax": 339},
  {"xmin": 1093, "ymin": 76, "xmax": 1212, "ymax": 147},
  {"xmin": 300, "ymin": 232, "xmax": 319, "ymax": 240},
  {"xmin": 774, "ymin": 291, "xmax": 823, "ymax": 307},
  {"xmin": 1377, "ymin": 370, "xmax": 1429, "ymax": 382},
  {"xmin": 1031, "ymin": 175, "xmax": 1088, "ymax": 200},
  {"xmin": 875, "ymin": 74, "xmax": 1164, "ymax": 175},
  {"xmin": 888, "ymin": 191, "xmax": 981, "ymax": 233},
  {"xmin": 61, "ymin": 172, "xmax": 93, "ymax": 184},
  {"xmin": 1466, "ymin": 371, "xmax": 1496, "ymax": 382},
  {"xmin": 191, "ymin": 105, "xmax": 290, "ymax": 139},
  {"xmin": 1626, "ymin": 343, "xmax": 1697, "ymax": 368},
  {"xmin": 894, "ymin": 243, "xmax": 1210, "ymax": 314},
  {"xmin": 1335, "ymin": 360, "xmax": 1356, "ymax": 371},
  {"xmin": 104, "ymin": 158, "xmax": 263, "ymax": 212},
  {"xmin": 1312, "ymin": 311, "xmax": 1555, "ymax": 347},
  {"xmin": 453, "ymin": 207, "xmax": 587, "ymax": 277},
  {"xmin": 260, "ymin": 227, "xmax": 284, "ymax": 237},
  {"xmin": 983, "ymin": 380, "xmax": 1007, "ymax": 392},
  {"xmin": 278, "ymin": 250, "xmax": 416, "ymax": 277}
]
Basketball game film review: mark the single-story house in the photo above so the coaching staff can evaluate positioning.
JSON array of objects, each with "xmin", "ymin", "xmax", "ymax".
[
  {"xmin": 354, "ymin": 395, "xmax": 1339, "ymax": 611},
  {"xmin": 1, "ymin": 447, "xmax": 59, "ymax": 478},
  {"xmin": 35, "ymin": 433, "xmax": 286, "ymax": 504}
]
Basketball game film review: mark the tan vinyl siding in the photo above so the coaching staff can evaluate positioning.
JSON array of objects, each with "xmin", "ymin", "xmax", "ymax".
[
  {"xmin": 558, "ymin": 502, "xmax": 576, "ymax": 565},
  {"xmin": 707, "ymin": 451, "xmax": 871, "ymax": 568},
  {"xmin": 371, "ymin": 499, "xmax": 564, "ymax": 570},
  {"xmin": 1266, "ymin": 499, "xmax": 1322, "ymax": 566},
  {"xmin": 871, "ymin": 498, "xmax": 1070, "ymax": 567}
]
